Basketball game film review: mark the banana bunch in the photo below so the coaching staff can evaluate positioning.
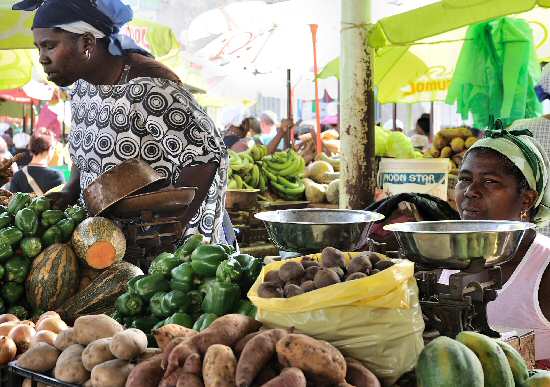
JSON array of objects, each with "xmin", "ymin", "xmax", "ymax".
[
  {"xmin": 262, "ymin": 149, "xmax": 306, "ymax": 201},
  {"xmin": 228, "ymin": 147, "xmax": 268, "ymax": 191},
  {"xmin": 249, "ymin": 144, "xmax": 268, "ymax": 161}
]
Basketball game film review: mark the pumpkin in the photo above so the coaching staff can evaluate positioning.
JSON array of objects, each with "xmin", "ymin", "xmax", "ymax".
[
  {"xmin": 26, "ymin": 244, "xmax": 80, "ymax": 311},
  {"xmin": 71, "ymin": 217, "xmax": 126, "ymax": 269}
]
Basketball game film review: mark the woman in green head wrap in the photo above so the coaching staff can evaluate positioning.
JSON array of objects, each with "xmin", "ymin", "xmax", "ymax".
[{"xmin": 453, "ymin": 130, "xmax": 550, "ymax": 364}]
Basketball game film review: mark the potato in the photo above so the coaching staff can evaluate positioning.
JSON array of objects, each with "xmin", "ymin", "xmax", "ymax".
[
  {"xmin": 54, "ymin": 328, "xmax": 77, "ymax": 351},
  {"xmin": 36, "ymin": 317, "xmax": 67, "ymax": 334},
  {"xmin": 284, "ymin": 284, "xmax": 304, "ymax": 298},
  {"xmin": 0, "ymin": 314, "xmax": 18, "ymax": 324},
  {"xmin": 450, "ymin": 137, "xmax": 465, "ymax": 153},
  {"xmin": 264, "ymin": 270, "xmax": 281, "ymax": 284},
  {"xmin": 313, "ymin": 268, "xmax": 340, "ymax": 289},
  {"xmin": 300, "ymin": 280, "xmax": 316, "ymax": 292},
  {"xmin": 176, "ymin": 373, "xmax": 204, "ymax": 387},
  {"xmin": 83, "ymin": 380, "xmax": 93, "ymax": 387},
  {"xmin": 22, "ymin": 380, "xmax": 47, "ymax": 387},
  {"xmin": 74, "ymin": 314, "xmax": 123, "ymax": 345},
  {"xmin": 321, "ymin": 247, "xmax": 346, "ymax": 269},
  {"xmin": 278, "ymin": 262, "xmax": 305, "ymax": 282},
  {"xmin": 257, "ymin": 283, "xmax": 283, "ymax": 298},
  {"xmin": 328, "ymin": 266, "xmax": 345, "ymax": 279},
  {"xmin": 153, "ymin": 324, "xmax": 197, "ymax": 351},
  {"xmin": 301, "ymin": 260, "xmax": 319, "ymax": 269},
  {"xmin": 16, "ymin": 342, "xmax": 60, "ymax": 372},
  {"xmin": 346, "ymin": 272, "xmax": 367, "ymax": 281},
  {"xmin": 91, "ymin": 359, "xmax": 134, "ymax": 387},
  {"xmin": 126, "ymin": 354, "xmax": 163, "ymax": 387},
  {"xmin": 30, "ymin": 330, "xmax": 57, "ymax": 348},
  {"xmin": 82, "ymin": 338, "xmax": 115, "ymax": 371},
  {"xmin": 54, "ymin": 344, "xmax": 90, "ymax": 384},
  {"xmin": 110, "ymin": 328, "xmax": 148, "ymax": 360},
  {"xmin": 203, "ymin": 344, "xmax": 237, "ymax": 387},
  {"xmin": 304, "ymin": 266, "xmax": 320, "ymax": 281},
  {"xmin": 261, "ymin": 367, "xmax": 306, "ymax": 387},
  {"xmin": 347, "ymin": 255, "xmax": 373, "ymax": 274},
  {"xmin": 345, "ymin": 358, "xmax": 381, "ymax": 387},
  {"xmin": 440, "ymin": 146, "xmax": 452, "ymax": 158},
  {"xmin": 276, "ymin": 334, "xmax": 346, "ymax": 384}
]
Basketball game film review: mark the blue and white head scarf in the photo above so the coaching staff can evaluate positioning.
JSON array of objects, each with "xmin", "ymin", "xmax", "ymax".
[{"xmin": 12, "ymin": 0, "xmax": 151, "ymax": 57}]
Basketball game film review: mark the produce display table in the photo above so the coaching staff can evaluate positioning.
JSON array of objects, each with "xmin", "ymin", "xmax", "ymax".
[
  {"xmin": 498, "ymin": 328, "xmax": 536, "ymax": 369},
  {"xmin": 7, "ymin": 362, "xmax": 79, "ymax": 387}
]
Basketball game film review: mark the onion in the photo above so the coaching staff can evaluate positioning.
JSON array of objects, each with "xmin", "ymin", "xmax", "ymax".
[
  {"xmin": 0, "ymin": 322, "xmax": 19, "ymax": 336},
  {"xmin": 37, "ymin": 311, "xmax": 60, "ymax": 324},
  {"xmin": 0, "ymin": 314, "xmax": 18, "ymax": 324},
  {"xmin": 19, "ymin": 320, "xmax": 35, "ymax": 328},
  {"xmin": 0, "ymin": 336, "xmax": 17, "ymax": 365},
  {"xmin": 30, "ymin": 330, "xmax": 57, "ymax": 348},
  {"xmin": 8, "ymin": 325, "xmax": 35, "ymax": 354},
  {"xmin": 36, "ymin": 317, "xmax": 67, "ymax": 334}
]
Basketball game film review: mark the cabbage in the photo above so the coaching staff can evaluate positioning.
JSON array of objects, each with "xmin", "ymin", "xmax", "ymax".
[
  {"xmin": 386, "ymin": 131, "xmax": 415, "ymax": 159},
  {"xmin": 375, "ymin": 126, "xmax": 389, "ymax": 156}
]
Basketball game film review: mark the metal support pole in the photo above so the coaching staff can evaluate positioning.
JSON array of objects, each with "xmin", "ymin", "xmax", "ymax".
[{"xmin": 339, "ymin": 0, "xmax": 375, "ymax": 209}]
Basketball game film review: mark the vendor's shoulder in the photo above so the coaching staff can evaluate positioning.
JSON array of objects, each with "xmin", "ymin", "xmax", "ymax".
[{"xmin": 534, "ymin": 232, "xmax": 550, "ymax": 250}]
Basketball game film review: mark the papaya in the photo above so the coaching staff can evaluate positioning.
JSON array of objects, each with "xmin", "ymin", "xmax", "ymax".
[
  {"xmin": 457, "ymin": 331, "xmax": 514, "ymax": 387},
  {"xmin": 416, "ymin": 336, "xmax": 484, "ymax": 387},
  {"xmin": 525, "ymin": 371, "xmax": 550, "ymax": 386},
  {"xmin": 496, "ymin": 340, "xmax": 529, "ymax": 386}
]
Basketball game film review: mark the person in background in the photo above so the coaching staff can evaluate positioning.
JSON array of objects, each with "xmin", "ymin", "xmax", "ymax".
[
  {"xmin": 10, "ymin": 129, "xmax": 64, "ymax": 195},
  {"xmin": 223, "ymin": 117, "xmax": 260, "ymax": 152},
  {"xmin": 259, "ymin": 111, "xmax": 278, "ymax": 144},
  {"xmin": 410, "ymin": 113, "xmax": 430, "ymax": 151},
  {"xmin": 2, "ymin": 126, "xmax": 15, "ymax": 156},
  {"xmin": 0, "ymin": 137, "xmax": 18, "ymax": 188},
  {"xmin": 13, "ymin": 126, "xmax": 31, "ymax": 155}
]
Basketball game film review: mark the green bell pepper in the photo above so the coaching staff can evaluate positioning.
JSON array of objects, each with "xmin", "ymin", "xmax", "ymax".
[
  {"xmin": 7, "ymin": 193, "xmax": 31, "ymax": 215},
  {"xmin": 149, "ymin": 291, "xmax": 170, "ymax": 318},
  {"xmin": 5, "ymin": 256, "xmax": 30, "ymax": 283},
  {"xmin": 234, "ymin": 254, "xmax": 263, "ymax": 289},
  {"xmin": 164, "ymin": 312, "xmax": 193, "ymax": 328},
  {"xmin": 41, "ymin": 226, "xmax": 63, "ymax": 247},
  {"xmin": 0, "ymin": 264, "xmax": 4, "ymax": 281},
  {"xmin": 149, "ymin": 252, "xmax": 180, "ymax": 278},
  {"xmin": 29, "ymin": 197, "xmax": 51, "ymax": 215},
  {"xmin": 190, "ymin": 244, "xmax": 228, "ymax": 277},
  {"xmin": 198, "ymin": 277, "xmax": 217, "ymax": 295},
  {"xmin": 56, "ymin": 218, "xmax": 76, "ymax": 242},
  {"xmin": 0, "ymin": 227, "xmax": 23, "ymax": 246},
  {"xmin": 1, "ymin": 282, "xmax": 24, "ymax": 304},
  {"xmin": 15, "ymin": 208, "xmax": 38, "ymax": 236},
  {"xmin": 135, "ymin": 274, "xmax": 170, "ymax": 300},
  {"xmin": 115, "ymin": 293, "xmax": 144, "ymax": 316},
  {"xmin": 0, "ymin": 212, "xmax": 11, "ymax": 229},
  {"xmin": 216, "ymin": 243, "xmax": 236, "ymax": 256},
  {"xmin": 235, "ymin": 300, "xmax": 257, "ymax": 318},
  {"xmin": 131, "ymin": 316, "xmax": 161, "ymax": 334},
  {"xmin": 20, "ymin": 237, "xmax": 42, "ymax": 259},
  {"xmin": 201, "ymin": 281, "xmax": 240, "ymax": 315},
  {"xmin": 192, "ymin": 313, "xmax": 218, "ymax": 332},
  {"xmin": 152, "ymin": 319, "xmax": 166, "ymax": 330},
  {"xmin": 161, "ymin": 290, "xmax": 190, "ymax": 315},
  {"xmin": 170, "ymin": 263, "xmax": 194, "ymax": 292},
  {"xmin": 7, "ymin": 305, "xmax": 27, "ymax": 320},
  {"xmin": 41, "ymin": 210, "xmax": 65, "ymax": 227},
  {"xmin": 111, "ymin": 310, "xmax": 124, "ymax": 324},
  {"xmin": 216, "ymin": 258, "xmax": 242, "ymax": 284},
  {"xmin": 127, "ymin": 275, "xmax": 146, "ymax": 295},
  {"xmin": 64, "ymin": 205, "xmax": 86, "ymax": 223},
  {"xmin": 175, "ymin": 234, "xmax": 204, "ymax": 261},
  {"xmin": 0, "ymin": 243, "xmax": 13, "ymax": 263}
]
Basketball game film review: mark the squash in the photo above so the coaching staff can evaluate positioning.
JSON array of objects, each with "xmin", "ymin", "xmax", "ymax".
[
  {"xmin": 416, "ymin": 336, "xmax": 484, "ymax": 387},
  {"xmin": 525, "ymin": 372, "xmax": 550, "ymax": 386},
  {"xmin": 496, "ymin": 340, "xmax": 529, "ymax": 387},
  {"xmin": 71, "ymin": 217, "xmax": 126, "ymax": 269},
  {"xmin": 25, "ymin": 244, "xmax": 80, "ymax": 311},
  {"xmin": 57, "ymin": 262, "xmax": 143, "ymax": 324},
  {"xmin": 457, "ymin": 331, "xmax": 514, "ymax": 387}
]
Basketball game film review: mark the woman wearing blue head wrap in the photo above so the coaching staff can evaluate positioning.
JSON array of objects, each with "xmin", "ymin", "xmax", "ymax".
[{"xmin": 13, "ymin": 0, "xmax": 231, "ymax": 243}]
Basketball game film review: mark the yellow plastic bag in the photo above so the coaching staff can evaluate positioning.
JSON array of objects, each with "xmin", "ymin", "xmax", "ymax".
[{"xmin": 248, "ymin": 253, "xmax": 424, "ymax": 385}]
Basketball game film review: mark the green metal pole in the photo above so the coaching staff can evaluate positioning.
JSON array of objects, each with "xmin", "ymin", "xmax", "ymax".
[{"xmin": 339, "ymin": 0, "xmax": 376, "ymax": 209}]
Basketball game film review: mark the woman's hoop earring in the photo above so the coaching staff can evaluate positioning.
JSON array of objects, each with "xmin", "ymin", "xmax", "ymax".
[
  {"xmin": 85, "ymin": 50, "xmax": 91, "ymax": 61},
  {"xmin": 521, "ymin": 209, "xmax": 529, "ymax": 221}
]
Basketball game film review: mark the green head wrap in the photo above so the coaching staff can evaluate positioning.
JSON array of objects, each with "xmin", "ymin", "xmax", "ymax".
[{"xmin": 467, "ymin": 125, "xmax": 550, "ymax": 227}]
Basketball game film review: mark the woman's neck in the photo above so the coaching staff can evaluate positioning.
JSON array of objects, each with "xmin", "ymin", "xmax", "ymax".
[
  {"xmin": 83, "ymin": 50, "xmax": 126, "ymax": 85},
  {"xmin": 29, "ymin": 154, "xmax": 49, "ymax": 166}
]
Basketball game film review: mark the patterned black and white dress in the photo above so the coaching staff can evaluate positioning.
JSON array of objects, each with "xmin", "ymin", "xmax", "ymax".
[{"xmin": 68, "ymin": 77, "xmax": 228, "ymax": 242}]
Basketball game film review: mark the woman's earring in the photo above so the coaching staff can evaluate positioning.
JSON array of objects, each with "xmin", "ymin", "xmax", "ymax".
[
  {"xmin": 85, "ymin": 50, "xmax": 91, "ymax": 61},
  {"xmin": 521, "ymin": 209, "xmax": 529, "ymax": 221}
]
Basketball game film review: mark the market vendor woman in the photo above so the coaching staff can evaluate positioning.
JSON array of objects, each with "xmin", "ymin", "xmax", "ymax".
[
  {"xmin": 443, "ymin": 128, "xmax": 550, "ymax": 364},
  {"xmin": 14, "ymin": 0, "xmax": 229, "ymax": 243}
]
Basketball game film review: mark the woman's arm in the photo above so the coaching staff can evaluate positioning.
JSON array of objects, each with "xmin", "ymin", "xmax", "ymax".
[
  {"xmin": 266, "ymin": 119, "xmax": 293, "ymax": 154},
  {"xmin": 46, "ymin": 164, "xmax": 81, "ymax": 209}
]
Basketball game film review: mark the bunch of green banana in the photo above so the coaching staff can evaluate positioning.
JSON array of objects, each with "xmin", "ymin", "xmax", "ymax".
[
  {"xmin": 250, "ymin": 144, "xmax": 268, "ymax": 161},
  {"xmin": 228, "ymin": 147, "xmax": 269, "ymax": 192},
  {"xmin": 262, "ymin": 150, "xmax": 306, "ymax": 200}
]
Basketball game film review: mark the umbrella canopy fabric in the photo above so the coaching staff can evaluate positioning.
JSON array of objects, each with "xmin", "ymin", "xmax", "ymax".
[{"xmin": 0, "ymin": 88, "xmax": 36, "ymax": 103}]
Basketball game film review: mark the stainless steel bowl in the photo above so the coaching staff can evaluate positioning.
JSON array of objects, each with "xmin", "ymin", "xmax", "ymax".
[
  {"xmin": 383, "ymin": 220, "xmax": 535, "ymax": 270},
  {"xmin": 255, "ymin": 209, "xmax": 385, "ymax": 253}
]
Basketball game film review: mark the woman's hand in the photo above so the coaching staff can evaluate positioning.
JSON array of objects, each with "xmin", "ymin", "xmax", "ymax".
[{"xmin": 46, "ymin": 190, "xmax": 78, "ymax": 210}]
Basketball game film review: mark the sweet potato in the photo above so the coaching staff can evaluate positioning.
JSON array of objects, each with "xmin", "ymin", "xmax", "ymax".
[
  {"xmin": 162, "ymin": 336, "xmax": 189, "ymax": 369},
  {"xmin": 54, "ymin": 328, "xmax": 77, "ymax": 351},
  {"xmin": 177, "ymin": 373, "xmax": 204, "ymax": 387},
  {"xmin": 347, "ymin": 255, "xmax": 373, "ymax": 274},
  {"xmin": 125, "ymin": 354, "xmax": 163, "ymax": 387},
  {"xmin": 253, "ymin": 364, "xmax": 278, "ymax": 385},
  {"xmin": 345, "ymin": 358, "xmax": 381, "ymax": 387},
  {"xmin": 313, "ymin": 268, "xmax": 340, "ymax": 288},
  {"xmin": 91, "ymin": 359, "xmax": 134, "ymax": 387},
  {"xmin": 321, "ymin": 247, "xmax": 346, "ymax": 269},
  {"xmin": 165, "ymin": 315, "xmax": 261, "ymax": 376},
  {"xmin": 161, "ymin": 368, "xmax": 188, "ymax": 387},
  {"xmin": 236, "ymin": 329, "xmax": 287, "ymax": 387},
  {"xmin": 22, "ymin": 380, "xmax": 47, "ymax": 387},
  {"xmin": 54, "ymin": 344, "xmax": 90, "ymax": 384},
  {"xmin": 138, "ymin": 348, "xmax": 162, "ymax": 363},
  {"xmin": 184, "ymin": 352, "xmax": 202, "ymax": 374},
  {"xmin": 110, "ymin": 328, "xmax": 148, "ymax": 360},
  {"xmin": 276, "ymin": 334, "xmax": 346, "ymax": 384},
  {"xmin": 203, "ymin": 344, "xmax": 237, "ymax": 387},
  {"xmin": 16, "ymin": 342, "xmax": 60, "ymax": 372},
  {"xmin": 74, "ymin": 314, "xmax": 123, "ymax": 345},
  {"xmin": 82, "ymin": 338, "xmax": 115, "ymax": 371},
  {"xmin": 154, "ymin": 324, "xmax": 197, "ymax": 351},
  {"xmin": 260, "ymin": 368, "xmax": 306, "ymax": 387},
  {"xmin": 257, "ymin": 283, "xmax": 283, "ymax": 298},
  {"xmin": 278, "ymin": 262, "xmax": 304, "ymax": 282},
  {"xmin": 234, "ymin": 332, "xmax": 260, "ymax": 356}
]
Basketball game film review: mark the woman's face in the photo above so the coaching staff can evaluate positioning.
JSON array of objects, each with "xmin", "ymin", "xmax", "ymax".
[
  {"xmin": 33, "ymin": 28, "xmax": 84, "ymax": 87},
  {"xmin": 455, "ymin": 150, "xmax": 537, "ymax": 221}
]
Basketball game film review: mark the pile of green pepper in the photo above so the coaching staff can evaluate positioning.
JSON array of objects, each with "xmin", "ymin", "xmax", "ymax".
[
  {"xmin": 113, "ymin": 233, "xmax": 262, "ymax": 336},
  {"xmin": 0, "ymin": 193, "xmax": 87, "ymax": 319}
]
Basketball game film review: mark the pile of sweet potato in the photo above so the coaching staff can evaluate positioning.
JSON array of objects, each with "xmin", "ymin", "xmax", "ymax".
[{"xmin": 127, "ymin": 314, "xmax": 381, "ymax": 387}]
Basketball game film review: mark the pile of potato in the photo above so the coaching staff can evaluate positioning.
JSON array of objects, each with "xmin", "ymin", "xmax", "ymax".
[
  {"xmin": 425, "ymin": 127, "xmax": 479, "ymax": 174},
  {"xmin": 257, "ymin": 247, "xmax": 395, "ymax": 299},
  {"xmin": 14, "ymin": 313, "xmax": 160, "ymax": 387},
  {"xmin": 128, "ymin": 313, "xmax": 381, "ymax": 387}
]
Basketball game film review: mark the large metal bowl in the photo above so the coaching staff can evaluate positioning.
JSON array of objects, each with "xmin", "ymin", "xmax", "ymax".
[
  {"xmin": 384, "ymin": 220, "xmax": 535, "ymax": 270},
  {"xmin": 254, "ymin": 209, "xmax": 385, "ymax": 253}
]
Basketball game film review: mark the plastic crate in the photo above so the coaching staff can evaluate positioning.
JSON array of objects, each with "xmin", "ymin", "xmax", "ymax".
[{"xmin": 7, "ymin": 363, "xmax": 80, "ymax": 387}]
